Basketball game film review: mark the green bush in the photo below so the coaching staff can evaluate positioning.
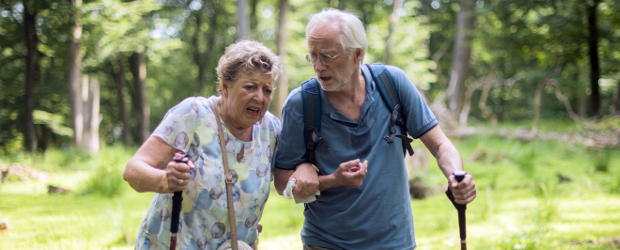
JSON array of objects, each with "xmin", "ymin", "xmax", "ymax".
[
  {"xmin": 590, "ymin": 148, "xmax": 612, "ymax": 172},
  {"xmin": 81, "ymin": 146, "xmax": 131, "ymax": 197},
  {"xmin": 510, "ymin": 145, "xmax": 538, "ymax": 178}
]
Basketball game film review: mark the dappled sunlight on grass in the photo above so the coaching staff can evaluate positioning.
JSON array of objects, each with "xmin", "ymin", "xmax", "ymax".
[{"xmin": 0, "ymin": 134, "xmax": 618, "ymax": 249}]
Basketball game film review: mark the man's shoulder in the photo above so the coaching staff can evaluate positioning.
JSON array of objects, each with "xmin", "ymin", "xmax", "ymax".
[
  {"xmin": 282, "ymin": 86, "xmax": 304, "ymax": 109},
  {"xmin": 383, "ymin": 64, "xmax": 407, "ymax": 78}
]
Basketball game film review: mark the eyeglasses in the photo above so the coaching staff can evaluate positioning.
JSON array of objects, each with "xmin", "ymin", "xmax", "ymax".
[{"xmin": 305, "ymin": 52, "xmax": 342, "ymax": 66}]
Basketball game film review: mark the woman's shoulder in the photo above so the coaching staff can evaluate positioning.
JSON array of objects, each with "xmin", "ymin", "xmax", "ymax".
[
  {"xmin": 259, "ymin": 111, "xmax": 281, "ymax": 133},
  {"xmin": 167, "ymin": 96, "xmax": 216, "ymax": 116}
]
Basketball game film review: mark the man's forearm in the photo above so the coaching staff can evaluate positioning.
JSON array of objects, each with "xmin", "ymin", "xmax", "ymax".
[
  {"xmin": 435, "ymin": 143, "xmax": 463, "ymax": 179},
  {"xmin": 318, "ymin": 174, "xmax": 338, "ymax": 191}
]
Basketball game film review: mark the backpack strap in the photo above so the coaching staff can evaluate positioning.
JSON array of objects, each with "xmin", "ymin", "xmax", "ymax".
[
  {"xmin": 301, "ymin": 78, "xmax": 328, "ymax": 164},
  {"xmin": 366, "ymin": 63, "xmax": 414, "ymax": 156}
]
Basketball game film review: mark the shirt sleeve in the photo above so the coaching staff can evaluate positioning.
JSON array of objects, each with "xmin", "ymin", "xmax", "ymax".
[
  {"xmin": 273, "ymin": 88, "xmax": 308, "ymax": 170},
  {"xmin": 268, "ymin": 113, "xmax": 282, "ymax": 173},
  {"xmin": 151, "ymin": 97, "xmax": 199, "ymax": 152},
  {"xmin": 386, "ymin": 65, "xmax": 438, "ymax": 139}
]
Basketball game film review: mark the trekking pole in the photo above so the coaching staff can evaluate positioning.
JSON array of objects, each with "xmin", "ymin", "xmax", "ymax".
[
  {"xmin": 170, "ymin": 154, "xmax": 189, "ymax": 250},
  {"xmin": 446, "ymin": 170, "xmax": 467, "ymax": 250}
]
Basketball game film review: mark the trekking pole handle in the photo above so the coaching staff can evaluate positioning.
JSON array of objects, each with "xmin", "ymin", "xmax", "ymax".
[
  {"xmin": 454, "ymin": 170, "xmax": 466, "ymax": 182},
  {"xmin": 170, "ymin": 155, "xmax": 190, "ymax": 250},
  {"xmin": 452, "ymin": 170, "xmax": 467, "ymax": 250}
]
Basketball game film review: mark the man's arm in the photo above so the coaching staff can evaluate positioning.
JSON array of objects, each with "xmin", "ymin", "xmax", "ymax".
[
  {"xmin": 274, "ymin": 163, "xmax": 318, "ymax": 196},
  {"xmin": 274, "ymin": 159, "xmax": 368, "ymax": 196},
  {"xmin": 419, "ymin": 126, "xmax": 476, "ymax": 204}
]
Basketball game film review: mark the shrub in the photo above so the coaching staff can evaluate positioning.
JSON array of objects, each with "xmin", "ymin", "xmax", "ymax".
[
  {"xmin": 81, "ymin": 146, "xmax": 131, "ymax": 197},
  {"xmin": 590, "ymin": 148, "xmax": 611, "ymax": 172}
]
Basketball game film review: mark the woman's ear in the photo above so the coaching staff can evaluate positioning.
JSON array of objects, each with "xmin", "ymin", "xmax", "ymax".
[{"xmin": 220, "ymin": 83, "xmax": 228, "ymax": 98}]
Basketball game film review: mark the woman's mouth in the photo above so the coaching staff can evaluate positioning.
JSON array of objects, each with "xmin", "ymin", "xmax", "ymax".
[
  {"xmin": 246, "ymin": 107, "xmax": 260, "ymax": 116},
  {"xmin": 319, "ymin": 76, "xmax": 332, "ymax": 82}
]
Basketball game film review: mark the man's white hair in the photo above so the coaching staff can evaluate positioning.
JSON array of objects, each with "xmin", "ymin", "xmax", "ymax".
[{"xmin": 305, "ymin": 8, "xmax": 368, "ymax": 55}]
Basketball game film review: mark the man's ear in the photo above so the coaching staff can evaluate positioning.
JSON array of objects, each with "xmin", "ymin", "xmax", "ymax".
[{"xmin": 354, "ymin": 49, "xmax": 364, "ymax": 64}]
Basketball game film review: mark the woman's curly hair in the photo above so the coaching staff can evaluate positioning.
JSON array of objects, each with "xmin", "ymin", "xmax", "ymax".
[{"xmin": 216, "ymin": 40, "xmax": 281, "ymax": 87}]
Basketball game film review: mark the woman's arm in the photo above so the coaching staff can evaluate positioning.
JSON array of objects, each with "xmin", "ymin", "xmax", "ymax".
[{"xmin": 123, "ymin": 136, "xmax": 194, "ymax": 193}]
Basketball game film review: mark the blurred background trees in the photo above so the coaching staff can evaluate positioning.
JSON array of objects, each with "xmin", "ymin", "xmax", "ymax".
[{"xmin": 1, "ymin": 0, "xmax": 619, "ymax": 154}]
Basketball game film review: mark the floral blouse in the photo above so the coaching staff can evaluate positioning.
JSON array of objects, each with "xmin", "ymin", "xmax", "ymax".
[{"xmin": 135, "ymin": 96, "xmax": 280, "ymax": 250}]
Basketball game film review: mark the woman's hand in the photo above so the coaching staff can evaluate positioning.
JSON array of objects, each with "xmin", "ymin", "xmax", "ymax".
[
  {"xmin": 124, "ymin": 137, "xmax": 194, "ymax": 193},
  {"xmin": 162, "ymin": 156, "xmax": 196, "ymax": 193}
]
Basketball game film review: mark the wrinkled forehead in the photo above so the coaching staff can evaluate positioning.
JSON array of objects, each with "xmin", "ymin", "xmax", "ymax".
[
  {"xmin": 306, "ymin": 22, "xmax": 342, "ymax": 50},
  {"xmin": 307, "ymin": 23, "xmax": 343, "ymax": 52},
  {"xmin": 237, "ymin": 70, "xmax": 275, "ymax": 86}
]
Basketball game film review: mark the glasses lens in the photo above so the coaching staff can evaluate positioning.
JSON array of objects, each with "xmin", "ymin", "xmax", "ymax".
[
  {"xmin": 305, "ymin": 54, "xmax": 317, "ymax": 65},
  {"xmin": 321, "ymin": 55, "xmax": 332, "ymax": 66}
]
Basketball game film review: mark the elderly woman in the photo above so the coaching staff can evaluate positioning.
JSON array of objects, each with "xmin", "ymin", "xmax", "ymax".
[{"xmin": 124, "ymin": 40, "xmax": 281, "ymax": 250}]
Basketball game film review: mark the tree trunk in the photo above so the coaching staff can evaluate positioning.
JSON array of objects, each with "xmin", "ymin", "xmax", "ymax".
[
  {"xmin": 613, "ymin": 79, "xmax": 620, "ymax": 114},
  {"xmin": 447, "ymin": 0, "xmax": 475, "ymax": 116},
  {"xmin": 81, "ymin": 75, "xmax": 100, "ymax": 154},
  {"xmin": 69, "ymin": 0, "xmax": 83, "ymax": 147},
  {"xmin": 36, "ymin": 125, "xmax": 50, "ymax": 152},
  {"xmin": 23, "ymin": 2, "xmax": 37, "ymax": 153},
  {"xmin": 115, "ymin": 55, "xmax": 132, "ymax": 145},
  {"xmin": 422, "ymin": 0, "xmax": 431, "ymax": 17},
  {"xmin": 237, "ymin": 0, "xmax": 249, "ymax": 40},
  {"xmin": 192, "ymin": 13, "xmax": 206, "ymax": 95},
  {"xmin": 384, "ymin": 0, "xmax": 403, "ymax": 65},
  {"xmin": 130, "ymin": 52, "xmax": 149, "ymax": 144},
  {"xmin": 587, "ymin": 0, "xmax": 601, "ymax": 117},
  {"xmin": 249, "ymin": 0, "xmax": 259, "ymax": 37},
  {"xmin": 273, "ymin": 0, "xmax": 288, "ymax": 118}
]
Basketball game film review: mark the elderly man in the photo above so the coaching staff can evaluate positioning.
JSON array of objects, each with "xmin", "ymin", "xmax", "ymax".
[{"xmin": 274, "ymin": 8, "xmax": 476, "ymax": 250}]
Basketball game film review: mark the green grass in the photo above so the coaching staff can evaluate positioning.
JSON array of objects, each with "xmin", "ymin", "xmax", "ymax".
[{"xmin": 0, "ymin": 131, "xmax": 619, "ymax": 249}]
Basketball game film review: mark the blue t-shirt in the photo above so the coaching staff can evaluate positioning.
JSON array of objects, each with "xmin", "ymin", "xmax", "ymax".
[{"xmin": 275, "ymin": 65, "xmax": 438, "ymax": 249}]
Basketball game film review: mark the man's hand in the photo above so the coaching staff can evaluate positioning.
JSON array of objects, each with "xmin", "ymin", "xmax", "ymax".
[
  {"xmin": 162, "ymin": 159, "xmax": 195, "ymax": 193},
  {"xmin": 291, "ymin": 163, "xmax": 320, "ymax": 196},
  {"xmin": 331, "ymin": 159, "xmax": 368, "ymax": 188},
  {"xmin": 448, "ymin": 173, "xmax": 476, "ymax": 204}
]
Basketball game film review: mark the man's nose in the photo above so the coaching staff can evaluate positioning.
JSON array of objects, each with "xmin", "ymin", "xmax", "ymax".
[{"xmin": 314, "ymin": 59, "xmax": 327, "ymax": 72}]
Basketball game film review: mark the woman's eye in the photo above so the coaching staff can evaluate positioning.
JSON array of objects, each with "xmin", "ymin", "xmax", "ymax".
[
  {"xmin": 264, "ymin": 89, "xmax": 273, "ymax": 95},
  {"xmin": 244, "ymin": 85, "xmax": 255, "ymax": 91}
]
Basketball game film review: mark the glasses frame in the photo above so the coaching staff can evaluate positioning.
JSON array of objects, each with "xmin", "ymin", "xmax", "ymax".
[{"xmin": 305, "ymin": 52, "xmax": 343, "ymax": 66}]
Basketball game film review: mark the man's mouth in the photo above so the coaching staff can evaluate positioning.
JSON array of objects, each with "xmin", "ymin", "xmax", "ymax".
[{"xmin": 319, "ymin": 76, "xmax": 332, "ymax": 82}]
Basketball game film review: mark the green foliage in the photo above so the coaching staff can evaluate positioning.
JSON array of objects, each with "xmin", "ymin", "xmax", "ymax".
[
  {"xmin": 1, "ymin": 134, "xmax": 620, "ymax": 249},
  {"xmin": 590, "ymin": 147, "xmax": 612, "ymax": 172},
  {"xmin": 509, "ymin": 143, "xmax": 538, "ymax": 178},
  {"xmin": 80, "ymin": 146, "xmax": 131, "ymax": 197},
  {"xmin": 497, "ymin": 233, "xmax": 542, "ymax": 250},
  {"xmin": 32, "ymin": 110, "xmax": 73, "ymax": 137},
  {"xmin": 3, "ymin": 0, "xmax": 620, "ymax": 149}
]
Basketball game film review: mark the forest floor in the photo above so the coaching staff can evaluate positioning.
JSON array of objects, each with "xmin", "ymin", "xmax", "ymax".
[{"xmin": 0, "ymin": 124, "xmax": 618, "ymax": 249}]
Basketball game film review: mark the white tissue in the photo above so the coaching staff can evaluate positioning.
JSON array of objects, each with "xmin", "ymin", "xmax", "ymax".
[{"xmin": 283, "ymin": 178, "xmax": 320, "ymax": 204}]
